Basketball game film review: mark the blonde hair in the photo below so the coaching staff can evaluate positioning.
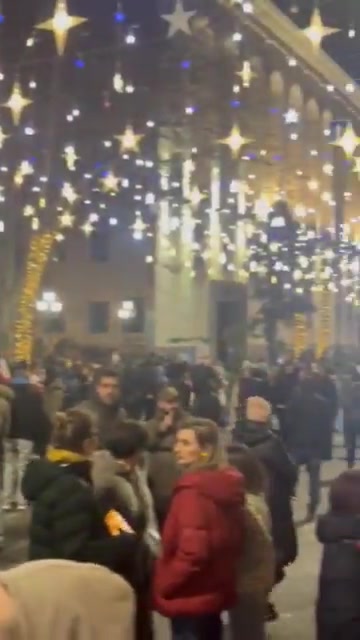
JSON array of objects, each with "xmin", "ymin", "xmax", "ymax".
[
  {"xmin": 52, "ymin": 410, "xmax": 93, "ymax": 453},
  {"xmin": 180, "ymin": 417, "xmax": 227, "ymax": 468}
]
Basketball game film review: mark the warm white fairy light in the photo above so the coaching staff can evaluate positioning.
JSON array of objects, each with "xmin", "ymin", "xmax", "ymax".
[{"xmin": 62, "ymin": 182, "xmax": 78, "ymax": 204}]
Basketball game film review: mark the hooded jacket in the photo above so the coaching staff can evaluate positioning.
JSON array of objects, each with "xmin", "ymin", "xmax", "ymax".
[
  {"xmin": 317, "ymin": 514, "xmax": 360, "ymax": 640},
  {"xmin": 9, "ymin": 377, "xmax": 51, "ymax": 450},
  {"xmin": 22, "ymin": 452, "xmax": 138, "ymax": 579},
  {"xmin": 153, "ymin": 467, "xmax": 244, "ymax": 617}
]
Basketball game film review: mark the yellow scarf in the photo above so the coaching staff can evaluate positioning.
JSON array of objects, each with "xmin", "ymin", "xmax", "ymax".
[
  {"xmin": 46, "ymin": 448, "xmax": 88, "ymax": 464},
  {"xmin": 47, "ymin": 448, "xmax": 134, "ymax": 537}
]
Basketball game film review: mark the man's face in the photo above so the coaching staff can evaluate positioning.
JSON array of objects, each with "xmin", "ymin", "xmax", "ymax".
[
  {"xmin": 158, "ymin": 400, "xmax": 179, "ymax": 415},
  {"xmin": 96, "ymin": 376, "xmax": 120, "ymax": 406}
]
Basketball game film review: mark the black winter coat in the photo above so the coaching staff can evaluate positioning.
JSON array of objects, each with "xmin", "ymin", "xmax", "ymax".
[
  {"xmin": 192, "ymin": 391, "xmax": 223, "ymax": 426},
  {"xmin": 22, "ymin": 456, "xmax": 138, "ymax": 579},
  {"xmin": 234, "ymin": 422, "xmax": 298, "ymax": 573},
  {"xmin": 10, "ymin": 382, "xmax": 52, "ymax": 451},
  {"xmin": 317, "ymin": 514, "xmax": 360, "ymax": 640},
  {"xmin": 286, "ymin": 381, "xmax": 333, "ymax": 462}
]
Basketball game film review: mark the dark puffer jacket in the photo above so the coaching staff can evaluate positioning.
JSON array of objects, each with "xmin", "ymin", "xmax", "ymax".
[
  {"xmin": 234, "ymin": 422, "xmax": 297, "ymax": 575},
  {"xmin": 22, "ymin": 454, "xmax": 137, "ymax": 577},
  {"xmin": 317, "ymin": 514, "xmax": 360, "ymax": 640}
]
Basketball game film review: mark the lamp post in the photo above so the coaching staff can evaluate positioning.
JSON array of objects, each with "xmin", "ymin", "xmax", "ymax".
[
  {"xmin": 117, "ymin": 300, "xmax": 136, "ymax": 321},
  {"xmin": 36, "ymin": 291, "xmax": 63, "ymax": 314}
]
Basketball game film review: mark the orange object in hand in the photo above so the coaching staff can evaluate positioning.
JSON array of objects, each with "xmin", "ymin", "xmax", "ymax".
[{"xmin": 104, "ymin": 510, "xmax": 134, "ymax": 537}]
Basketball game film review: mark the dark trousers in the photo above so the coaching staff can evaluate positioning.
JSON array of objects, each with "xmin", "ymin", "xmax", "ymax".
[
  {"xmin": 317, "ymin": 619, "xmax": 360, "ymax": 640},
  {"xmin": 230, "ymin": 597, "xmax": 266, "ymax": 640},
  {"xmin": 293, "ymin": 453, "xmax": 321, "ymax": 513},
  {"xmin": 344, "ymin": 422, "xmax": 360, "ymax": 468},
  {"xmin": 171, "ymin": 614, "xmax": 222, "ymax": 640}
]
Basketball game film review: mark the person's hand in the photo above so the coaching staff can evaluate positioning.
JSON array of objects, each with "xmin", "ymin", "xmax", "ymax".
[{"xmin": 159, "ymin": 411, "xmax": 174, "ymax": 431}]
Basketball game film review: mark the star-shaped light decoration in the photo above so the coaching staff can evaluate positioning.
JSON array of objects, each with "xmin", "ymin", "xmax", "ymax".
[
  {"xmin": 284, "ymin": 108, "xmax": 299, "ymax": 124},
  {"xmin": 62, "ymin": 182, "xmax": 78, "ymax": 204},
  {"xmin": 100, "ymin": 171, "xmax": 120, "ymax": 193},
  {"xmin": 115, "ymin": 126, "xmax": 144, "ymax": 153},
  {"xmin": 59, "ymin": 211, "xmax": 75, "ymax": 228},
  {"xmin": 303, "ymin": 8, "xmax": 340, "ymax": 49},
  {"xmin": 0, "ymin": 128, "xmax": 9, "ymax": 149},
  {"xmin": 63, "ymin": 145, "xmax": 78, "ymax": 171},
  {"xmin": 236, "ymin": 61, "xmax": 256, "ymax": 88},
  {"xmin": 36, "ymin": 0, "xmax": 87, "ymax": 56},
  {"xmin": 161, "ymin": 0, "xmax": 196, "ymax": 38},
  {"xmin": 81, "ymin": 220, "xmax": 94, "ymax": 236},
  {"xmin": 3, "ymin": 82, "xmax": 32, "ymax": 126},
  {"xmin": 219, "ymin": 125, "xmax": 253, "ymax": 158},
  {"xmin": 331, "ymin": 123, "xmax": 360, "ymax": 159}
]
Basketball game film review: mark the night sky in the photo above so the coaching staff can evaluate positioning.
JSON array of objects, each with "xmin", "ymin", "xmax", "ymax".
[{"xmin": 0, "ymin": 1, "xmax": 359, "ymax": 77}]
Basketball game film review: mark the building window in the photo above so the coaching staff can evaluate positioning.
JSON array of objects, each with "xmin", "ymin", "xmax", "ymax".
[
  {"xmin": 118, "ymin": 298, "xmax": 145, "ymax": 334},
  {"xmin": 90, "ymin": 231, "xmax": 110, "ymax": 262},
  {"xmin": 89, "ymin": 302, "xmax": 110, "ymax": 334}
]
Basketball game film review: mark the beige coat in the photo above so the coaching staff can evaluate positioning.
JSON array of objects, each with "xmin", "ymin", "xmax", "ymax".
[
  {"xmin": 0, "ymin": 560, "xmax": 135, "ymax": 640},
  {"xmin": 237, "ymin": 493, "xmax": 275, "ymax": 599},
  {"xmin": 0, "ymin": 385, "xmax": 13, "ymax": 440},
  {"xmin": 92, "ymin": 450, "xmax": 160, "ymax": 554}
]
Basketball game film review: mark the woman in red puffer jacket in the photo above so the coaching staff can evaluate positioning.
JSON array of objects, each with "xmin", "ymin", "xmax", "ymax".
[{"xmin": 153, "ymin": 417, "xmax": 244, "ymax": 640}]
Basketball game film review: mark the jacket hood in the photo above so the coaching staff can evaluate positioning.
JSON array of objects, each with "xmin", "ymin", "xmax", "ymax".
[
  {"xmin": 0, "ymin": 384, "xmax": 14, "ymax": 402},
  {"xmin": 22, "ymin": 453, "xmax": 91, "ymax": 502},
  {"xmin": 175, "ymin": 467, "xmax": 244, "ymax": 509},
  {"xmin": 22, "ymin": 458, "xmax": 65, "ymax": 502},
  {"xmin": 317, "ymin": 514, "xmax": 360, "ymax": 544}
]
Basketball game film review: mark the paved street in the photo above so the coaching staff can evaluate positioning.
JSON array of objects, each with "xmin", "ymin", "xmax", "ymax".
[{"xmin": 0, "ymin": 451, "xmax": 350, "ymax": 639}]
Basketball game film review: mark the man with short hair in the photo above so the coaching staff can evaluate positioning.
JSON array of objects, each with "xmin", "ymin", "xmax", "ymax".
[
  {"xmin": 76, "ymin": 368, "xmax": 126, "ymax": 445},
  {"xmin": 145, "ymin": 387, "xmax": 187, "ymax": 527}
]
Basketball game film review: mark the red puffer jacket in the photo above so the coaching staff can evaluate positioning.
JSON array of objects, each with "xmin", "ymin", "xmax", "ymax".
[{"xmin": 153, "ymin": 467, "xmax": 244, "ymax": 617}]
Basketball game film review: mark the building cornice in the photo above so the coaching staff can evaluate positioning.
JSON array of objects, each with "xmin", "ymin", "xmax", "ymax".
[{"xmin": 245, "ymin": 0, "xmax": 360, "ymax": 116}]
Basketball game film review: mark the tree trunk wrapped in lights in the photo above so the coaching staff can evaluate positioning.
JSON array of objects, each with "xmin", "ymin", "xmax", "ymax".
[
  {"xmin": 293, "ymin": 313, "xmax": 308, "ymax": 356},
  {"xmin": 316, "ymin": 289, "xmax": 333, "ymax": 358},
  {"xmin": 14, "ymin": 232, "xmax": 56, "ymax": 363}
]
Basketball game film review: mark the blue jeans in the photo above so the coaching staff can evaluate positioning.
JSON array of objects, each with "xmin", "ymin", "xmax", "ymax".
[{"xmin": 171, "ymin": 614, "xmax": 222, "ymax": 640}]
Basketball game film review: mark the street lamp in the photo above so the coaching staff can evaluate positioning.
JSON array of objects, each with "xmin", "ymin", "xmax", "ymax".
[
  {"xmin": 117, "ymin": 300, "xmax": 136, "ymax": 321},
  {"xmin": 36, "ymin": 291, "xmax": 63, "ymax": 314}
]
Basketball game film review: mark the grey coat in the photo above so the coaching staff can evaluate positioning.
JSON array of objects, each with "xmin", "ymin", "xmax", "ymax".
[{"xmin": 92, "ymin": 451, "xmax": 159, "ymax": 554}]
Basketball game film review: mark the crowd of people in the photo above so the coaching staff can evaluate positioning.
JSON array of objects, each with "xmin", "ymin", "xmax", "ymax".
[{"xmin": 0, "ymin": 355, "xmax": 358, "ymax": 638}]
